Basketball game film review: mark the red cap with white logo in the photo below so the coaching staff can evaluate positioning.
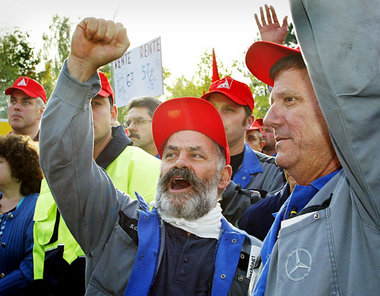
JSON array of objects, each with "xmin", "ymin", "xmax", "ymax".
[
  {"xmin": 201, "ymin": 76, "xmax": 255, "ymax": 111},
  {"xmin": 5, "ymin": 76, "xmax": 47, "ymax": 103}
]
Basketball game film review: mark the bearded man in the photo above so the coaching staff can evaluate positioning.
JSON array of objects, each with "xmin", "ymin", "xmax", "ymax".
[{"xmin": 39, "ymin": 18, "xmax": 262, "ymax": 296}]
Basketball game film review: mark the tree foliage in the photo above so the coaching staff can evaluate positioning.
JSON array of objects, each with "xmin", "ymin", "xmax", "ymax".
[
  {"xmin": 165, "ymin": 50, "xmax": 231, "ymax": 100},
  {"xmin": 40, "ymin": 15, "xmax": 73, "ymax": 99},
  {"xmin": 163, "ymin": 47, "xmax": 271, "ymax": 119},
  {"xmin": 284, "ymin": 23, "xmax": 298, "ymax": 47}
]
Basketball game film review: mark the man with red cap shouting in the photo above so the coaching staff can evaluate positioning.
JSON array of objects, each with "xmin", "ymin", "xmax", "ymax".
[
  {"xmin": 39, "ymin": 18, "xmax": 262, "ymax": 295},
  {"xmin": 5, "ymin": 76, "xmax": 46, "ymax": 141},
  {"xmin": 33, "ymin": 70, "xmax": 161, "ymax": 295},
  {"xmin": 244, "ymin": 2, "xmax": 380, "ymax": 296}
]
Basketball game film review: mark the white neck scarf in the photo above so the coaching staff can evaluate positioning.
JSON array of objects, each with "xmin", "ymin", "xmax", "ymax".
[{"xmin": 156, "ymin": 202, "xmax": 223, "ymax": 240}]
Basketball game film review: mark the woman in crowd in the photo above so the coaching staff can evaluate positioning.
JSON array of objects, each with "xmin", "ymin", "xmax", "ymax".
[{"xmin": 0, "ymin": 135, "xmax": 43, "ymax": 295}]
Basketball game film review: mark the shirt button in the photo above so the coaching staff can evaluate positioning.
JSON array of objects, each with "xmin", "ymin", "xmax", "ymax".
[
  {"xmin": 314, "ymin": 213, "xmax": 320, "ymax": 220},
  {"xmin": 220, "ymin": 274, "xmax": 226, "ymax": 279},
  {"xmin": 232, "ymin": 238, "xmax": 237, "ymax": 243},
  {"xmin": 238, "ymin": 275, "xmax": 244, "ymax": 282},
  {"xmin": 180, "ymin": 270, "xmax": 185, "ymax": 276},
  {"xmin": 0, "ymin": 273, "xmax": 5, "ymax": 279},
  {"xmin": 1, "ymin": 242, "xmax": 6, "ymax": 248},
  {"xmin": 8, "ymin": 213, "xmax": 13, "ymax": 219},
  {"xmin": 183, "ymin": 257, "xmax": 189, "ymax": 263},
  {"xmin": 242, "ymin": 176, "xmax": 246, "ymax": 180}
]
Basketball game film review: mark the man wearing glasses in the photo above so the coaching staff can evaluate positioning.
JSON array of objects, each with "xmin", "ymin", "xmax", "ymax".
[{"xmin": 125, "ymin": 96, "xmax": 161, "ymax": 157}]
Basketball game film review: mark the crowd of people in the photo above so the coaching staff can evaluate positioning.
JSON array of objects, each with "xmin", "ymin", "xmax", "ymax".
[{"xmin": 0, "ymin": 1, "xmax": 379, "ymax": 295}]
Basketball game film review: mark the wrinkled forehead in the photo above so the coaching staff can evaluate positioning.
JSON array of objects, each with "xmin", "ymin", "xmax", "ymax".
[
  {"xmin": 270, "ymin": 67, "xmax": 314, "ymax": 103},
  {"xmin": 164, "ymin": 130, "xmax": 219, "ymax": 154},
  {"xmin": 127, "ymin": 106, "xmax": 151, "ymax": 119},
  {"xmin": 9, "ymin": 89, "xmax": 35, "ymax": 99},
  {"xmin": 208, "ymin": 92, "xmax": 241, "ymax": 107},
  {"xmin": 246, "ymin": 129, "xmax": 261, "ymax": 136}
]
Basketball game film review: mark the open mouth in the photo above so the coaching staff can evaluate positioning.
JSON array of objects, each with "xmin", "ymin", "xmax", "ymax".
[{"xmin": 169, "ymin": 176, "xmax": 192, "ymax": 193}]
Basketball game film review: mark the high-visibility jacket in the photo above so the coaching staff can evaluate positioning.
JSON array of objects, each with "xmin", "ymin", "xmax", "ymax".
[{"xmin": 33, "ymin": 136, "xmax": 160, "ymax": 281}]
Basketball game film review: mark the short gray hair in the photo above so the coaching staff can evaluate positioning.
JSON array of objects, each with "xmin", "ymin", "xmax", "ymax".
[
  {"xmin": 36, "ymin": 97, "xmax": 45, "ymax": 109},
  {"xmin": 215, "ymin": 142, "xmax": 226, "ymax": 173}
]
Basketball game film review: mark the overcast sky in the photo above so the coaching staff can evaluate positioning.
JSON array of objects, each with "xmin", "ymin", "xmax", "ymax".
[{"xmin": 1, "ymin": 0, "xmax": 291, "ymax": 84}]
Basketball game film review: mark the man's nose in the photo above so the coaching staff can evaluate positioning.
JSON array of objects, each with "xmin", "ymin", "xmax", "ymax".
[
  {"xmin": 263, "ymin": 104, "xmax": 281, "ymax": 129},
  {"xmin": 10, "ymin": 102, "xmax": 21, "ymax": 110},
  {"xmin": 173, "ymin": 152, "xmax": 190, "ymax": 169}
]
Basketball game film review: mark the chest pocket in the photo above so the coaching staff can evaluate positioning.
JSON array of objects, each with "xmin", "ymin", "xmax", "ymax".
[
  {"xmin": 118, "ymin": 210, "xmax": 138, "ymax": 245},
  {"xmin": 269, "ymin": 208, "xmax": 338, "ymax": 295}
]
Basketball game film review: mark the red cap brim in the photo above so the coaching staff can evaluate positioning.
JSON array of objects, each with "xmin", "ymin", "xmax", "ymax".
[
  {"xmin": 248, "ymin": 120, "xmax": 263, "ymax": 133},
  {"xmin": 245, "ymin": 41, "xmax": 301, "ymax": 87},
  {"xmin": 98, "ymin": 89, "xmax": 113, "ymax": 99},
  {"xmin": 98, "ymin": 72, "xmax": 114, "ymax": 103},
  {"xmin": 5, "ymin": 86, "xmax": 46, "ymax": 103},
  {"xmin": 201, "ymin": 89, "xmax": 254, "ymax": 111},
  {"xmin": 152, "ymin": 97, "xmax": 230, "ymax": 165},
  {"xmin": 5, "ymin": 77, "xmax": 47, "ymax": 103}
]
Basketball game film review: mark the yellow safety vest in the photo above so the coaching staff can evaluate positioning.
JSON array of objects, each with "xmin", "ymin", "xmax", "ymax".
[{"xmin": 33, "ymin": 146, "xmax": 160, "ymax": 279}]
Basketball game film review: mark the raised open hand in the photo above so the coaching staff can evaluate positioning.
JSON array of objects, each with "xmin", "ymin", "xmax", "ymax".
[{"xmin": 254, "ymin": 5, "xmax": 288, "ymax": 44}]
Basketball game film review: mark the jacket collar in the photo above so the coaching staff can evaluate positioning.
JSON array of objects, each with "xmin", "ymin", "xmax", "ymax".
[
  {"xmin": 233, "ymin": 144, "xmax": 263, "ymax": 187},
  {"xmin": 96, "ymin": 125, "xmax": 133, "ymax": 169}
]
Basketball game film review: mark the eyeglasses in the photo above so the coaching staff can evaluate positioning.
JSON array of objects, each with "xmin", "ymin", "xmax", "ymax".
[{"xmin": 126, "ymin": 118, "xmax": 152, "ymax": 127}]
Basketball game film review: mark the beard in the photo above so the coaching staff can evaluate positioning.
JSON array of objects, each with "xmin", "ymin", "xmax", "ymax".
[{"xmin": 154, "ymin": 167, "xmax": 220, "ymax": 220}]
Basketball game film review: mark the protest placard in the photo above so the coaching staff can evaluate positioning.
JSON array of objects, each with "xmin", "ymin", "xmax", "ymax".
[{"xmin": 114, "ymin": 37, "xmax": 163, "ymax": 108}]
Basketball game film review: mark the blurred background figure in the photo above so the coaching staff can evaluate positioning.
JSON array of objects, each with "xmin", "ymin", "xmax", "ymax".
[
  {"xmin": 0, "ymin": 134, "xmax": 43, "ymax": 295},
  {"xmin": 261, "ymin": 124, "xmax": 276, "ymax": 156},
  {"xmin": 5, "ymin": 77, "xmax": 46, "ymax": 141},
  {"xmin": 125, "ymin": 96, "xmax": 161, "ymax": 157},
  {"xmin": 245, "ymin": 118, "xmax": 265, "ymax": 152}
]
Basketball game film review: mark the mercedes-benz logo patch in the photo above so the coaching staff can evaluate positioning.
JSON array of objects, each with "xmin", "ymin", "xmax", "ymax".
[{"xmin": 285, "ymin": 248, "xmax": 312, "ymax": 281}]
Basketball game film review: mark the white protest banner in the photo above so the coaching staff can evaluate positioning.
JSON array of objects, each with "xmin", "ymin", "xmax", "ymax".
[{"xmin": 113, "ymin": 37, "xmax": 163, "ymax": 108}]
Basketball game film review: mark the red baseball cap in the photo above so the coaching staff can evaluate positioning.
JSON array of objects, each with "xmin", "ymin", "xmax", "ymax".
[
  {"xmin": 248, "ymin": 119, "xmax": 263, "ymax": 134},
  {"xmin": 98, "ymin": 72, "xmax": 114, "ymax": 103},
  {"xmin": 152, "ymin": 97, "xmax": 230, "ymax": 165},
  {"xmin": 201, "ymin": 76, "xmax": 255, "ymax": 111},
  {"xmin": 245, "ymin": 41, "xmax": 301, "ymax": 87},
  {"xmin": 5, "ymin": 76, "xmax": 47, "ymax": 103},
  {"xmin": 255, "ymin": 118, "xmax": 263, "ymax": 127}
]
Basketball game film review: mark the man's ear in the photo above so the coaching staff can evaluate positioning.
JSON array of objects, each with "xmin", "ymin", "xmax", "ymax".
[
  {"xmin": 38, "ymin": 105, "xmax": 46, "ymax": 119},
  {"xmin": 244, "ymin": 114, "xmax": 254, "ymax": 130},
  {"xmin": 218, "ymin": 165, "xmax": 232, "ymax": 193},
  {"xmin": 110, "ymin": 104, "xmax": 118, "ymax": 125}
]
